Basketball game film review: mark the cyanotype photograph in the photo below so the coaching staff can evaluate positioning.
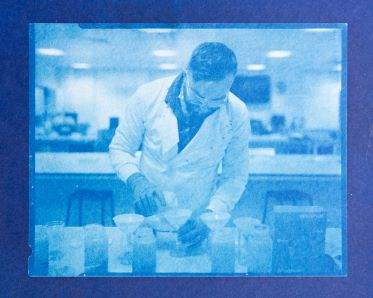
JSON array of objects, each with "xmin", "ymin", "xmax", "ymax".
[{"xmin": 29, "ymin": 24, "xmax": 346, "ymax": 277}]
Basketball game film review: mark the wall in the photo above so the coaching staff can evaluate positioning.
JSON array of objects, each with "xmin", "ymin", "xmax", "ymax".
[{"xmin": 244, "ymin": 70, "xmax": 341, "ymax": 130}]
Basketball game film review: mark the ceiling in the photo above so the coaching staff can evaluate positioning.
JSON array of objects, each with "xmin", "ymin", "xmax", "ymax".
[{"xmin": 34, "ymin": 23, "xmax": 343, "ymax": 80}]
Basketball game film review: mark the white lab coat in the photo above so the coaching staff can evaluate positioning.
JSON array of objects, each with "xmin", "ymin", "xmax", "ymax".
[{"xmin": 109, "ymin": 76, "xmax": 250, "ymax": 213}]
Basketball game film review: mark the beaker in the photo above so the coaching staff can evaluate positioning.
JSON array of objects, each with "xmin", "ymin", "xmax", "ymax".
[
  {"xmin": 210, "ymin": 227, "xmax": 236, "ymax": 273},
  {"xmin": 132, "ymin": 227, "xmax": 156, "ymax": 274},
  {"xmin": 233, "ymin": 217, "xmax": 261, "ymax": 266},
  {"xmin": 47, "ymin": 221, "xmax": 84, "ymax": 276},
  {"xmin": 84, "ymin": 224, "xmax": 108, "ymax": 275},
  {"xmin": 245, "ymin": 224, "xmax": 273, "ymax": 274}
]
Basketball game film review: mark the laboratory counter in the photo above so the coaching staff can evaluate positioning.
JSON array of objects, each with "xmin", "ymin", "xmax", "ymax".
[
  {"xmin": 33, "ymin": 153, "xmax": 343, "ymax": 227},
  {"xmin": 35, "ymin": 152, "xmax": 341, "ymax": 176}
]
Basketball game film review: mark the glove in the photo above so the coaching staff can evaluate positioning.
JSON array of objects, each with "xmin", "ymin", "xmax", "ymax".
[
  {"xmin": 127, "ymin": 173, "xmax": 166, "ymax": 217},
  {"xmin": 177, "ymin": 213, "xmax": 211, "ymax": 251}
]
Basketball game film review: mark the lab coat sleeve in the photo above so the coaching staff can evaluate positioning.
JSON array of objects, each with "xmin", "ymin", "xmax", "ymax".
[
  {"xmin": 207, "ymin": 106, "xmax": 250, "ymax": 213},
  {"xmin": 109, "ymin": 87, "xmax": 146, "ymax": 182}
]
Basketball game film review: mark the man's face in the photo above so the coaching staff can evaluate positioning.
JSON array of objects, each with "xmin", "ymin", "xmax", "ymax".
[{"xmin": 185, "ymin": 71, "xmax": 235, "ymax": 115}]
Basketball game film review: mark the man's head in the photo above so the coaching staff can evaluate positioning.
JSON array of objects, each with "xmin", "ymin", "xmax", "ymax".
[{"xmin": 185, "ymin": 42, "xmax": 238, "ymax": 114}]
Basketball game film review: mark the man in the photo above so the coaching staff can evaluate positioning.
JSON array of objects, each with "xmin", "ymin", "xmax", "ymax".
[{"xmin": 109, "ymin": 42, "xmax": 250, "ymax": 250}]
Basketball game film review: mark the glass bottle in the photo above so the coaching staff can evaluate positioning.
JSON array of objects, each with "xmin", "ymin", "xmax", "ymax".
[
  {"xmin": 132, "ymin": 227, "xmax": 156, "ymax": 274},
  {"xmin": 84, "ymin": 224, "xmax": 108, "ymax": 275},
  {"xmin": 47, "ymin": 221, "xmax": 84, "ymax": 276},
  {"xmin": 33, "ymin": 225, "xmax": 49, "ymax": 276},
  {"xmin": 245, "ymin": 224, "xmax": 273, "ymax": 274},
  {"xmin": 210, "ymin": 227, "xmax": 236, "ymax": 273}
]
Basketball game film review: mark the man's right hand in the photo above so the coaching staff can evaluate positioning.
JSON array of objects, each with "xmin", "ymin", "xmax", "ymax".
[{"xmin": 127, "ymin": 173, "xmax": 166, "ymax": 217}]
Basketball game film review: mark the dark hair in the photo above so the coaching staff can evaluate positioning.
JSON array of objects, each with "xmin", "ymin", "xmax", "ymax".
[{"xmin": 187, "ymin": 42, "xmax": 238, "ymax": 81}]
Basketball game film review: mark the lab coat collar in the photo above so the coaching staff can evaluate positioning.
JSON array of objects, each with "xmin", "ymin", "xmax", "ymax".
[{"xmin": 160, "ymin": 73, "xmax": 230, "ymax": 162}]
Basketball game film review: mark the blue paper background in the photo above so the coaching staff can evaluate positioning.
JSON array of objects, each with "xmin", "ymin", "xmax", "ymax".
[{"xmin": 0, "ymin": 0, "xmax": 372, "ymax": 296}]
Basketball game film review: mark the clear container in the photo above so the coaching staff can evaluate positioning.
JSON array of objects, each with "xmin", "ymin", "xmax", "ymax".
[
  {"xmin": 245, "ymin": 224, "xmax": 273, "ymax": 274},
  {"xmin": 84, "ymin": 224, "xmax": 108, "ymax": 275},
  {"xmin": 233, "ymin": 217, "xmax": 261, "ymax": 266},
  {"xmin": 132, "ymin": 227, "xmax": 156, "ymax": 274},
  {"xmin": 210, "ymin": 227, "xmax": 236, "ymax": 273},
  {"xmin": 47, "ymin": 222, "xmax": 84, "ymax": 276},
  {"xmin": 33, "ymin": 225, "xmax": 49, "ymax": 276}
]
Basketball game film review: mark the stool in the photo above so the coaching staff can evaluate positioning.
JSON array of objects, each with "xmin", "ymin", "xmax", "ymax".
[
  {"xmin": 262, "ymin": 190, "xmax": 313, "ymax": 223},
  {"xmin": 65, "ymin": 189, "xmax": 115, "ymax": 226}
]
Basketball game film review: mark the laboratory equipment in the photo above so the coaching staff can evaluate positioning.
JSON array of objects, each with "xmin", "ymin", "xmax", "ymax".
[
  {"xmin": 113, "ymin": 214, "xmax": 145, "ymax": 265},
  {"xmin": 233, "ymin": 217, "xmax": 261, "ymax": 266},
  {"xmin": 84, "ymin": 224, "xmax": 108, "ymax": 275},
  {"xmin": 210, "ymin": 227, "xmax": 236, "ymax": 273},
  {"xmin": 33, "ymin": 225, "xmax": 49, "ymax": 275},
  {"xmin": 132, "ymin": 227, "xmax": 157, "ymax": 274},
  {"xmin": 272, "ymin": 206, "xmax": 326, "ymax": 274},
  {"xmin": 200, "ymin": 212, "xmax": 231, "ymax": 231},
  {"xmin": 47, "ymin": 222, "xmax": 84, "ymax": 276},
  {"xmin": 162, "ymin": 208, "xmax": 192, "ymax": 257},
  {"xmin": 245, "ymin": 223, "xmax": 273, "ymax": 274}
]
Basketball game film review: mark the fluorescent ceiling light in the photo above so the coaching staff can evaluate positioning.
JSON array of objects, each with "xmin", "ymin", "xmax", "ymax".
[
  {"xmin": 158, "ymin": 63, "xmax": 178, "ymax": 70},
  {"xmin": 153, "ymin": 49, "xmax": 177, "ymax": 57},
  {"xmin": 304, "ymin": 28, "xmax": 336, "ymax": 32},
  {"xmin": 266, "ymin": 50, "xmax": 292, "ymax": 58},
  {"xmin": 71, "ymin": 63, "xmax": 91, "ymax": 69},
  {"xmin": 247, "ymin": 64, "xmax": 266, "ymax": 71},
  {"xmin": 36, "ymin": 48, "xmax": 65, "ymax": 56},
  {"xmin": 139, "ymin": 29, "xmax": 175, "ymax": 34}
]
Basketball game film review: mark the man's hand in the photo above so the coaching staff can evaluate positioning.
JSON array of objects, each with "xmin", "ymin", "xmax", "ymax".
[
  {"xmin": 127, "ymin": 173, "xmax": 166, "ymax": 217},
  {"xmin": 177, "ymin": 212, "xmax": 211, "ymax": 250}
]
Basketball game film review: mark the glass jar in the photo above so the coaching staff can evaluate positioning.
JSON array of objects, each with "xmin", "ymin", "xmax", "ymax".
[
  {"xmin": 245, "ymin": 224, "xmax": 273, "ymax": 274},
  {"xmin": 233, "ymin": 217, "xmax": 261, "ymax": 266},
  {"xmin": 33, "ymin": 225, "xmax": 49, "ymax": 276},
  {"xmin": 47, "ymin": 221, "xmax": 84, "ymax": 276},
  {"xmin": 132, "ymin": 227, "xmax": 156, "ymax": 274},
  {"xmin": 210, "ymin": 227, "xmax": 236, "ymax": 273},
  {"xmin": 84, "ymin": 224, "xmax": 108, "ymax": 275}
]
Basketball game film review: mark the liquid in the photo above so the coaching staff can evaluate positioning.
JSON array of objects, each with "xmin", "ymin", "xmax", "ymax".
[
  {"xmin": 84, "ymin": 225, "xmax": 108, "ymax": 275},
  {"xmin": 132, "ymin": 241, "xmax": 156, "ymax": 274},
  {"xmin": 246, "ymin": 236, "xmax": 273, "ymax": 274},
  {"xmin": 210, "ymin": 228, "xmax": 236, "ymax": 273},
  {"xmin": 33, "ymin": 225, "xmax": 49, "ymax": 276},
  {"xmin": 210, "ymin": 242, "xmax": 236, "ymax": 273},
  {"xmin": 48, "ymin": 227, "xmax": 84, "ymax": 276},
  {"xmin": 132, "ymin": 228, "xmax": 156, "ymax": 274}
]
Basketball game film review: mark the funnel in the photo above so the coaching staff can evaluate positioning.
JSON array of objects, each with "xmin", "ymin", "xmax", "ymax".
[
  {"xmin": 200, "ymin": 212, "xmax": 230, "ymax": 231},
  {"xmin": 162, "ymin": 208, "xmax": 192, "ymax": 231},
  {"xmin": 233, "ymin": 217, "xmax": 261, "ymax": 233},
  {"xmin": 113, "ymin": 214, "xmax": 144, "ymax": 235}
]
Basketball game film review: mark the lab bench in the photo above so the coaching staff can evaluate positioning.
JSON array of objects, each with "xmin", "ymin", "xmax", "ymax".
[{"xmin": 32, "ymin": 153, "xmax": 343, "ymax": 227}]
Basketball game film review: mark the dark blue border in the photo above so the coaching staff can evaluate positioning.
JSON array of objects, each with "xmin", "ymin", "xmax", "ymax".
[
  {"xmin": 29, "ymin": 23, "xmax": 36, "ymax": 276},
  {"xmin": 1, "ymin": 0, "xmax": 371, "ymax": 296}
]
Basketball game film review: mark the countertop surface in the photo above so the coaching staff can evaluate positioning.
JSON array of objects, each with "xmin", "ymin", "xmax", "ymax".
[{"xmin": 34, "ymin": 152, "xmax": 342, "ymax": 176}]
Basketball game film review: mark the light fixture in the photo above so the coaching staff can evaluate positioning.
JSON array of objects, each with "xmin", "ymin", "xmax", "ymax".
[
  {"xmin": 304, "ymin": 28, "xmax": 336, "ymax": 32},
  {"xmin": 266, "ymin": 50, "xmax": 292, "ymax": 58},
  {"xmin": 153, "ymin": 49, "xmax": 177, "ymax": 57},
  {"xmin": 246, "ymin": 64, "xmax": 266, "ymax": 71},
  {"xmin": 36, "ymin": 48, "xmax": 65, "ymax": 56},
  {"xmin": 71, "ymin": 63, "xmax": 91, "ymax": 69},
  {"xmin": 138, "ymin": 29, "xmax": 175, "ymax": 34},
  {"xmin": 158, "ymin": 63, "xmax": 178, "ymax": 70}
]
